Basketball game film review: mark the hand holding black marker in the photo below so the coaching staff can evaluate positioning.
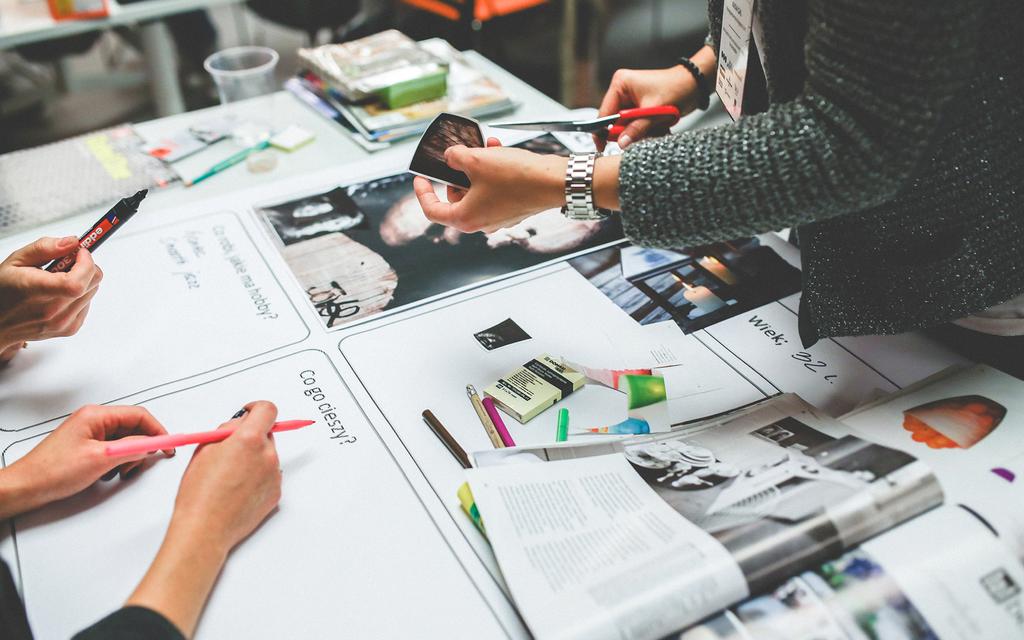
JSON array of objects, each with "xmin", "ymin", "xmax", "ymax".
[{"xmin": 45, "ymin": 189, "xmax": 148, "ymax": 273}]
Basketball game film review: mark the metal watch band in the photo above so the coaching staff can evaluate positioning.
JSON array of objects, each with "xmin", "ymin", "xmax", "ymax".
[{"xmin": 561, "ymin": 153, "xmax": 609, "ymax": 221}]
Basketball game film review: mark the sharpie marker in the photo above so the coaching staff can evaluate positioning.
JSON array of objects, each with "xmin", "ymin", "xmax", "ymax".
[{"xmin": 45, "ymin": 189, "xmax": 148, "ymax": 273}]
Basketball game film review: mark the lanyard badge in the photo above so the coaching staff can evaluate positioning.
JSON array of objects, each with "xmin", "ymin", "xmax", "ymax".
[{"xmin": 715, "ymin": 0, "xmax": 756, "ymax": 121}]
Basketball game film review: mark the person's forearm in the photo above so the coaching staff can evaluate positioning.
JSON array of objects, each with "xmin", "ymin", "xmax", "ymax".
[
  {"xmin": 0, "ymin": 464, "xmax": 53, "ymax": 519},
  {"xmin": 125, "ymin": 517, "xmax": 228, "ymax": 638},
  {"xmin": 594, "ymin": 155, "xmax": 622, "ymax": 211}
]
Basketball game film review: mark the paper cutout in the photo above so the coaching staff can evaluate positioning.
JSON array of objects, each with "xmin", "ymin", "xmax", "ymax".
[
  {"xmin": 992, "ymin": 468, "xmax": 1016, "ymax": 482},
  {"xmin": 566, "ymin": 358, "xmax": 695, "ymax": 433},
  {"xmin": 901, "ymin": 395, "xmax": 1006, "ymax": 449},
  {"xmin": 474, "ymin": 318, "xmax": 531, "ymax": 351}
]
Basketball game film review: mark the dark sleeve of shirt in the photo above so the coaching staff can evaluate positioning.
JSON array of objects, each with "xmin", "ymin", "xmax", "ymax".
[
  {"xmin": 72, "ymin": 607, "xmax": 185, "ymax": 640},
  {"xmin": 618, "ymin": 0, "xmax": 981, "ymax": 248},
  {"xmin": 1, "ymin": 559, "xmax": 33, "ymax": 640}
]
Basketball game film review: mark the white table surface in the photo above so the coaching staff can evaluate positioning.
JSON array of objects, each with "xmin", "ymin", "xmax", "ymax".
[
  {"xmin": 134, "ymin": 49, "xmax": 569, "ymax": 211},
  {"xmin": 0, "ymin": 0, "xmax": 242, "ymax": 49}
]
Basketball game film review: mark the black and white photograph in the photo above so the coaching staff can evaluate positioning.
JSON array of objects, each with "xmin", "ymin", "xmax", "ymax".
[
  {"xmin": 568, "ymin": 237, "xmax": 802, "ymax": 333},
  {"xmin": 408, "ymin": 112, "xmax": 484, "ymax": 188},
  {"xmin": 474, "ymin": 317, "xmax": 532, "ymax": 351},
  {"xmin": 259, "ymin": 137, "xmax": 623, "ymax": 329},
  {"xmin": 621, "ymin": 415, "xmax": 937, "ymax": 593}
]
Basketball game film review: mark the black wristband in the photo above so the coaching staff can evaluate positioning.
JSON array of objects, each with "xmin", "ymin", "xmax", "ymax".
[{"xmin": 678, "ymin": 57, "xmax": 711, "ymax": 111}]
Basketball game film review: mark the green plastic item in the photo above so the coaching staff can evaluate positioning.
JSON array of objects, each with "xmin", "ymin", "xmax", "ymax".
[
  {"xmin": 618, "ymin": 374, "xmax": 667, "ymax": 410},
  {"xmin": 376, "ymin": 69, "xmax": 448, "ymax": 109},
  {"xmin": 555, "ymin": 407, "xmax": 569, "ymax": 442}
]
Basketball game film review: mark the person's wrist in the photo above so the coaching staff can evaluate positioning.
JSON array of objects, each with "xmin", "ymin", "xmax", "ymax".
[
  {"xmin": 670, "ymin": 64, "xmax": 698, "ymax": 110},
  {"xmin": 0, "ymin": 462, "xmax": 51, "ymax": 517},
  {"xmin": 167, "ymin": 509, "xmax": 233, "ymax": 561},
  {"xmin": 671, "ymin": 63, "xmax": 704, "ymax": 112},
  {"xmin": 539, "ymin": 154, "xmax": 570, "ymax": 210},
  {"xmin": 593, "ymin": 155, "xmax": 621, "ymax": 211}
]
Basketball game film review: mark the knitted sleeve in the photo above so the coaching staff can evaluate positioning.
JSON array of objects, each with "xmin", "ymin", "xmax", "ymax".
[{"xmin": 618, "ymin": 0, "xmax": 980, "ymax": 248}]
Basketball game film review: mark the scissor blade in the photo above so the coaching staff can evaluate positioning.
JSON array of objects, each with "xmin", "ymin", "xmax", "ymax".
[
  {"xmin": 490, "ymin": 114, "xmax": 620, "ymax": 133},
  {"xmin": 489, "ymin": 121, "xmax": 574, "ymax": 132}
]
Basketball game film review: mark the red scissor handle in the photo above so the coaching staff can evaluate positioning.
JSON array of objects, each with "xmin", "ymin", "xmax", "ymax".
[{"xmin": 607, "ymin": 105, "xmax": 682, "ymax": 142}]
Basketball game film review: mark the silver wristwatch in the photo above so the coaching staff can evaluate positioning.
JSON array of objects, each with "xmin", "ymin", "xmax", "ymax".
[{"xmin": 561, "ymin": 153, "xmax": 609, "ymax": 221}]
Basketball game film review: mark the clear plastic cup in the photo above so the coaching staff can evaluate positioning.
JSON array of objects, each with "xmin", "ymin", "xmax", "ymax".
[{"xmin": 203, "ymin": 46, "xmax": 280, "ymax": 104}]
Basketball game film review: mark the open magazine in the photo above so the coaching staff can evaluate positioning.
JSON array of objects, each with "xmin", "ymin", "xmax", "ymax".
[
  {"xmin": 676, "ymin": 505, "xmax": 1024, "ymax": 640},
  {"xmin": 468, "ymin": 395, "xmax": 943, "ymax": 639},
  {"xmin": 466, "ymin": 365, "xmax": 1024, "ymax": 640}
]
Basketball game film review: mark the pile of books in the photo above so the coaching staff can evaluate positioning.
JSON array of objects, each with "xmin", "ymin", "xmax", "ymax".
[{"xmin": 289, "ymin": 33, "xmax": 515, "ymax": 150}]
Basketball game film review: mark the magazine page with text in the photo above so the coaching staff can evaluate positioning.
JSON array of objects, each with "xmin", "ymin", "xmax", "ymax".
[{"xmin": 467, "ymin": 395, "xmax": 942, "ymax": 640}]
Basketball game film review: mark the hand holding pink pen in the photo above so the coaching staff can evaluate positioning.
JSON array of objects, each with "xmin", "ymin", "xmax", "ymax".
[{"xmin": 104, "ymin": 419, "xmax": 315, "ymax": 457}]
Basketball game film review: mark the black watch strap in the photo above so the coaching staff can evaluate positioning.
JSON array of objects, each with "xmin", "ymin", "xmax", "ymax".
[{"xmin": 678, "ymin": 57, "xmax": 711, "ymax": 111}]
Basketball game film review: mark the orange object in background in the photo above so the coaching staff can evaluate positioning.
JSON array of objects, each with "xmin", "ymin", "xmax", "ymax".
[
  {"xmin": 402, "ymin": 0, "xmax": 547, "ymax": 23},
  {"xmin": 901, "ymin": 395, "xmax": 1007, "ymax": 450},
  {"xmin": 47, "ymin": 0, "xmax": 110, "ymax": 21}
]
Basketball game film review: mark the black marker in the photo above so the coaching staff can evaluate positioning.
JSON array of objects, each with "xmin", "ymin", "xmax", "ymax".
[{"xmin": 45, "ymin": 189, "xmax": 148, "ymax": 273}]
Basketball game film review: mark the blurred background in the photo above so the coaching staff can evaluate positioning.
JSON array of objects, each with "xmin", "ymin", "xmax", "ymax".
[{"xmin": 0, "ymin": 0, "xmax": 708, "ymax": 153}]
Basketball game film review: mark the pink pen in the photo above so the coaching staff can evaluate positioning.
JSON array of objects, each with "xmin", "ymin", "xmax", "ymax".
[
  {"xmin": 481, "ymin": 397, "xmax": 515, "ymax": 447},
  {"xmin": 104, "ymin": 420, "xmax": 315, "ymax": 457}
]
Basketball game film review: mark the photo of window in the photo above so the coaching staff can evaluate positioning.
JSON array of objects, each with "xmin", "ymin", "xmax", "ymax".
[{"xmin": 568, "ymin": 237, "xmax": 802, "ymax": 333}]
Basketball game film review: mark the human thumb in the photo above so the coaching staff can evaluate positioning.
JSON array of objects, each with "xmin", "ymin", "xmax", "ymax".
[
  {"xmin": 444, "ymin": 145, "xmax": 472, "ymax": 171},
  {"xmin": 9, "ymin": 236, "xmax": 78, "ymax": 267},
  {"xmin": 616, "ymin": 118, "xmax": 653, "ymax": 149},
  {"xmin": 234, "ymin": 400, "xmax": 279, "ymax": 439}
]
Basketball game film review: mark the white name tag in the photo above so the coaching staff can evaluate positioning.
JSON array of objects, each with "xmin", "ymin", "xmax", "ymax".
[{"xmin": 716, "ymin": 0, "xmax": 755, "ymax": 121}]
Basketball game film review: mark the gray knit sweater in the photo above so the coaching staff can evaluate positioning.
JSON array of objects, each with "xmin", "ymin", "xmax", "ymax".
[{"xmin": 618, "ymin": 0, "xmax": 1024, "ymax": 346}]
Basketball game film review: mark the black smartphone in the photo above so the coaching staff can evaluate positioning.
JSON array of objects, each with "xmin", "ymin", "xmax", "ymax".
[{"xmin": 408, "ymin": 113, "xmax": 484, "ymax": 189}]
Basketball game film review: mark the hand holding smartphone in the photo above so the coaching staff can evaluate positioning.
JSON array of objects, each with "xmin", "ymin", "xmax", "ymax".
[{"xmin": 408, "ymin": 113, "xmax": 484, "ymax": 189}]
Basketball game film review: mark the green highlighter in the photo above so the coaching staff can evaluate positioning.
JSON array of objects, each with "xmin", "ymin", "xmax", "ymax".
[
  {"xmin": 457, "ymin": 482, "xmax": 485, "ymax": 536},
  {"xmin": 186, "ymin": 139, "xmax": 270, "ymax": 187},
  {"xmin": 555, "ymin": 407, "xmax": 569, "ymax": 442}
]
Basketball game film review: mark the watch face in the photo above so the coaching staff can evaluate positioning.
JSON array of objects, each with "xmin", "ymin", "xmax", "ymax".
[{"xmin": 408, "ymin": 113, "xmax": 484, "ymax": 189}]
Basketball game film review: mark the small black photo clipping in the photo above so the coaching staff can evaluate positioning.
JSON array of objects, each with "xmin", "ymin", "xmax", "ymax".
[
  {"xmin": 474, "ymin": 318, "xmax": 532, "ymax": 351},
  {"xmin": 409, "ymin": 113, "xmax": 484, "ymax": 189}
]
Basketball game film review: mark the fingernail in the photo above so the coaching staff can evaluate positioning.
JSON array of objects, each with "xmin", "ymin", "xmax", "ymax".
[
  {"xmin": 58, "ymin": 236, "xmax": 78, "ymax": 249},
  {"xmin": 165, "ymin": 448, "xmax": 176, "ymax": 458},
  {"xmin": 125, "ymin": 466, "xmax": 141, "ymax": 480},
  {"xmin": 618, "ymin": 135, "xmax": 632, "ymax": 148},
  {"xmin": 231, "ymin": 408, "xmax": 247, "ymax": 419},
  {"xmin": 101, "ymin": 469, "xmax": 118, "ymax": 481}
]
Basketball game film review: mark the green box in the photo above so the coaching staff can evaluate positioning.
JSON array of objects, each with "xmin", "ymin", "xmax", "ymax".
[{"xmin": 376, "ymin": 69, "xmax": 448, "ymax": 109}]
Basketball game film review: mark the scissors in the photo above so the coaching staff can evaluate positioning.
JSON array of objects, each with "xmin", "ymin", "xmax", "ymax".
[{"xmin": 490, "ymin": 106, "xmax": 681, "ymax": 142}]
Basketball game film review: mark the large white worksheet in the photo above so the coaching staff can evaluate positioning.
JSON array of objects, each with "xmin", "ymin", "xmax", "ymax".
[
  {"xmin": 338, "ymin": 266, "xmax": 766, "ymax": 535},
  {"xmin": 700, "ymin": 292, "xmax": 965, "ymax": 415},
  {"xmin": 2, "ymin": 350, "xmax": 519, "ymax": 639},
  {"xmin": 0, "ymin": 143, "xmax": 971, "ymax": 640},
  {"xmin": 0, "ymin": 210, "xmax": 309, "ymax": 432},
  {"xmin": 336, "ymin": 262, "xmax": 964, "ymax": 585}
]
